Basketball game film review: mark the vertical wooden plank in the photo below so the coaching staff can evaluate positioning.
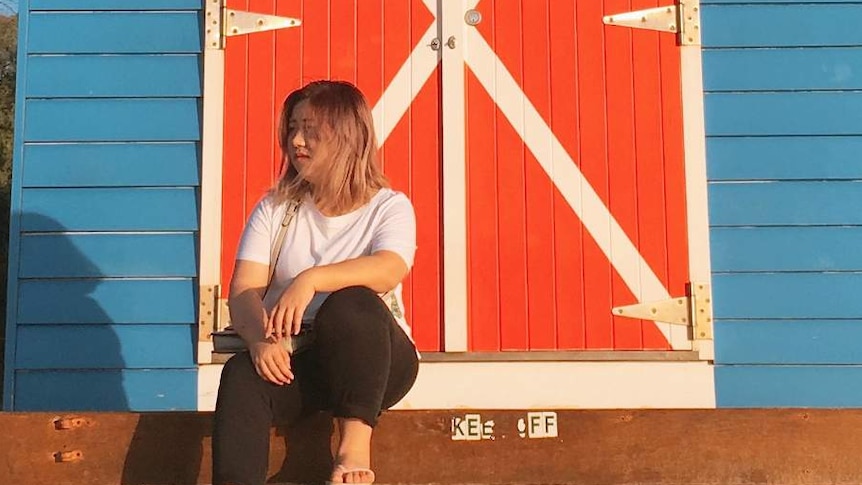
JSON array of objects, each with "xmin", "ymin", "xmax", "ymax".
[
  {"xmin": 408, "ymin": 77, "xmax": 442, "ymax": 351},
  {"xmin": 466, "ymin": 8, "xmax": 501, "ymax": 351},
  {"xmin": 329, "ymin": 0, "xmax": 357, "ymax": 82},
  {"xmin": 630, "ymin": 0, "xmax": 670, "ymax": 349},
  {"xmin": 356, "ymin": 0, "xmax": 383, "ymax": 107},
  {"xmin": 493, "ymin": 0, "xmax": 528, "ymax": 351},
  {"xmin": 246, "ymin": 0, "xmax": 277, "ymax": 213},
  {"xmin": 577, "ymin": 0, "xmax": 613, "ymax": 349},
  {"xmin": 604, "ymin": 0, "xmax": 641, "ymax": 350},
  {"xmin": 549, "ymin": 0, "xmax": 586, "ymax": 349},
  {"xmin": 379, "ymin": 0, "xmax": 410, "ymax": 176},
  {"xmin": 302, "ymin": 0, "xmax": 330, "ymax": 80},
  {"xmin": 274, "ymin": 0, "xmax": 303, "ymax": 174},
  {"xmin": 660, "ymin": 17, "xmax": 689, "ymax": 299},
  {"xmin": 522, "ymin": 0, "xmax": 556, "ymax": 350},
  {"xmin": 405, "ymin": 0, "xmax": 441, "ymax": 351},
  {"xmin": 465, "ymin": 76, "xmax": 500, "ymax": 350},
  {"xmin": 221, "ymin": 0, "xmax": 250, "ymax": 297}
]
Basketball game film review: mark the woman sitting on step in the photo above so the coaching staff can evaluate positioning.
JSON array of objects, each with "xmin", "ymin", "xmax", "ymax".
[{"xmin": 213, "ymin": 80, "xmax": 419, "ymax": 485}]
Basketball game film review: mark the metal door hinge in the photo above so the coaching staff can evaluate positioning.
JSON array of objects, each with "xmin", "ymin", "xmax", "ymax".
[
  {"xmin": 206, "ymin": 0, "xmax": 301, "ymax": 50},
  {"xmin": 603, "ymin": 1, "xmax": 701, "ymax": 46},
  {"xmin": 199, "ymin": 284, "xmax": 225, "ymax": 340},
  {"xmin": 612, "ymin": 282, "xmax": 713, "ymax": 340}
]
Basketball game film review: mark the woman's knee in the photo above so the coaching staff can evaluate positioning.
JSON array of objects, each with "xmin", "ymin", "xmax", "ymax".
[
  {"xmin": 219, "ymin": 352, "xmax": 258, "ymax": 391},
  {"xmin": 317, "ymin": 286, "xmax": 390, "ymax": 327}
]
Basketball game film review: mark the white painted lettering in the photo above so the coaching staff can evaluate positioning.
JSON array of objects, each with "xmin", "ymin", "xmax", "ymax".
[
  {"xmin": 525, "ymin": 411, "xmax": 559, "ymax": 439},
  {"xmin": 451, "ymin": 414, "xmax": 495, "ymax": 441}
]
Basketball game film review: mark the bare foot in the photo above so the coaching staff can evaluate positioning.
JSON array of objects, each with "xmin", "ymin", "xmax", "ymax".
[
  {"xmin": 330, "ymin": 464, "xmax": 375, "ymax": 484},
  {"xmin": 329, "ymin": 418, "xmax": 375, "ymax": 484}
]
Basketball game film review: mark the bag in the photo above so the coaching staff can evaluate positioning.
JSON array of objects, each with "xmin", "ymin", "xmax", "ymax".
[{"xmin": 212, "ymin": 200, "xmax": 315, "ymax": 355}]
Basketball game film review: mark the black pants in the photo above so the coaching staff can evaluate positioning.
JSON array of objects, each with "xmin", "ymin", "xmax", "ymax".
[{"xmin": 212, "ymin": 286, "xmax": 420, "ymax": 485}]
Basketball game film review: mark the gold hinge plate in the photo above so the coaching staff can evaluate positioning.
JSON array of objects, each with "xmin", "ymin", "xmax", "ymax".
[
  {"xmin": 612, "ymin": 283, "xmax": 713, "ymax": 340},
  {"xmin": 199, "ymin": 284, "xmax": 218, "ymax": 340},
  {"xmin": 603, "ymin": 1, "xmax": 701, "ymax": 46},
  {"xmin": 199, "ymin": 284, "xmax": 234, "ymax": 339},
  {"xmin": 206, "ymin": 0, "xmax": 301, "ymax": 50}
]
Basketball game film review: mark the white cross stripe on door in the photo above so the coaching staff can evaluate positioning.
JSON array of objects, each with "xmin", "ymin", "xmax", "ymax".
[{"xmin": 369, "ymin": 2, "xmax": 689, "ymax": 350}]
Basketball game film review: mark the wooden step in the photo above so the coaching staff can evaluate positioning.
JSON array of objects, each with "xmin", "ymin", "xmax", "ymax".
[{"xmin": 1, "ymin": 409, "xmax": 861, "ymax": 484}]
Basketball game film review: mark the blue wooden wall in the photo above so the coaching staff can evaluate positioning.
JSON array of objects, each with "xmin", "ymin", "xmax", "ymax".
[
  {"xmin": 703, "ymin": 0, "xmax": 862, "ymax": 406},
  {"xmin": 4, "ymin": 0, "xmax": 202, "ymax": 411}
]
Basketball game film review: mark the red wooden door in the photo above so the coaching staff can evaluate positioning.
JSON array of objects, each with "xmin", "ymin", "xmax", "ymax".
[
  {"xmin": 459, "ymin": 0, "xmax": 690, "ymax": 351},
  {"xmin": 221, "ymin": 0, "xmax": 443, "ymax": 351},
  {"xmin": 218, "ymin": 0, "xmax": 701, "ymax": 354}
]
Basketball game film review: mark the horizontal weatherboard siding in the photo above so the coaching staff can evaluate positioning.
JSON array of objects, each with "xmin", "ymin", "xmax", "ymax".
[
  {"xmin": 713, "ymin": 273, "xmax": 862, "ymax": 320},
  {"xmin": 705, "ymin": 93, "xmax": 862, "ymax": 136},
  {"xmin": 30, "ymin": 0, "xmax": 202, "ymax": 9},
  {"xmin": 23, "ymin": 99, "xmax": 201, "ymax": 142},
  {"xmin": 21, "ymin": 188, "xmax": 198, "ymax": 231},
  {"xmin": 703, "ymin": 48, "xmax": 862, "ymax": 92},
  {"xmin": 19, "ymin": 233, "xmax": 197, "ymax": 278},
  {"xmin": 702, "ymin": 5, "xmax": 862, "ymax": 47},
  {"xmin": 17, "ymin": 279, "xmax": 195, "ymax": 324},
  {"xmin": 27, "ymin": 55, "xmax": 202, "ymax": 98},
  {"xmin": 716, "ymin": 321, "xmax": 862, "ymax": 365},
  {"xmin": 28, "ymin": 12, "xmax": 202, "ymax": 54},
  {"xmin": 14, "ymin": 369, "xmax": 197, "ymax": 411},
  {"xmin": 711, "ymin": 227, "xmax": 862, "ymax": 272},
  {"xmin": 707, "ymin": 137, "xmax": 862, "ymax": 181},
  {"xmin": 709, "ymin": 181, "xmax": 862, "ymax": 226},
  {"xmin": 15, "ymin": 325, "xmax": 195, "ymax": 369},
  {"xmin": 22, "ymin": 143, "xmax": 200, "ymax": 187},
  {"xmin": 715, "ymin": 366, "xmax": 862, "ymax": 407}
]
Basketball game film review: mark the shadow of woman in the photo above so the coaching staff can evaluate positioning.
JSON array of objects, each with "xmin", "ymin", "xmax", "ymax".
[{"xmin": 11, "ymin": 211, "xmax": 128, "ymax": 411}]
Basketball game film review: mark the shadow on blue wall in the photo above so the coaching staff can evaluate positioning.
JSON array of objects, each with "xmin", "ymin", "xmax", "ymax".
[{"xmin": 12, "ymin": 211, "xmax": 129, "ymax": 411}]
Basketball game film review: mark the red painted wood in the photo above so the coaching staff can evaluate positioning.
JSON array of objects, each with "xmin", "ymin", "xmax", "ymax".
[
  {"xmin": 330, "ymin": 1, "xmax": 356, "ymax": 82},
  {"xmin": 407, "ymin": 76, "xmax": 442, "ymax": 350},
  {"xmin": 548, "ymin": 0, "xmax": 585, "ymax": 349},
  {"xmin": 604, "ymin": 0, "xmax": 642, "ymax": 350},
  {"xmin": 466, "ymin": 0, "xmax": 685, "ymax": 350},
  {"xmin": 221, "ymin": 0, "xmax": 443, "ymax": 350},
  {"xmin": 521, "ymin": 0, "xmax": 556, "ymax": 350},
  {"xmin": 491, "ymin": 1, "xmax": 529, "ymax": 352},
  {"xmin": 221, "ymin": 0, "xmax": 250, "ymax": 301},
  {"xmin": 465, "ymin": 67, "xmax": 500, "ymax": 352},
  {"xmin": 632, "ymin": 0, "xmax": 672, "ymax": 350},
  {"xmin": 660, "ymin": 23, "xmax": 689, "ymax": 304},
  {"xmin": 576, "ymin": 0, "xmax": 613, "ymax": 349},
  {"xmin": 246, "ymin": 0, "xmax": 277, "ymax": 214},
  {"xmin": 221, "ymin": 0, "xmax": 689, "ymax": 352}
]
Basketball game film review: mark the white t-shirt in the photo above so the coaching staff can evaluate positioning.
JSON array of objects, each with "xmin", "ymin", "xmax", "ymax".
[{"xmin": 235, "ymin": 188, "xmax": 416, "ymax": 339}]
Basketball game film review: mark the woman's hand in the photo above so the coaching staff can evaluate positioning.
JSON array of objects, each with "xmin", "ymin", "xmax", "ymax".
[
  {"xmin": 248, "ymin": 340, "xmax": 294, "ymax": 385},
  {"xmin": 266, "ymin": 271, "xmax": 317, "ymax": 339}
]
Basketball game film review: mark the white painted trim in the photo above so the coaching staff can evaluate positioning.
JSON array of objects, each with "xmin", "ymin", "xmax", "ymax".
[
  {"xmin": 681, "ymin": 43, "xmax": 714, "ymax": 358},
  {"xmin": 463, "ymin": 28, "xmax": 686, "ymax": 350},
  {"xmin": 439, "ymin": 2, "xmax": 477, "ymax": 352},
  {"xmin": 197, "ymin": 360, "xmax": 716, "ymax": 411},
  {"xmin": 197, "ymin": 47, "xmax": 226, "ymax": 365}
]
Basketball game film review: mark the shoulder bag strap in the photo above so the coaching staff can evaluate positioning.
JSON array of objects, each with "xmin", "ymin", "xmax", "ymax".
[{"xmin": 267, "ymin": 199, "xmax": 300, "ymax": 288}]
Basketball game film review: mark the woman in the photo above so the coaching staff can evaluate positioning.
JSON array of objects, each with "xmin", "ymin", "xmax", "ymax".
[{"xmin": 213, "ymin": 80, "xmax": 419, "ymax": 485}]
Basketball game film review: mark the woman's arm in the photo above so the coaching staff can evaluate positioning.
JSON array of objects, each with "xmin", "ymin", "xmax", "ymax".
[
  {"xmin": 267, "ymin": 250, "xmax": 409, "ymax": 338},
  {"xmin": 229, "ymin": 259, "xmax": 294, "ymax": 385},
  {"xmin": 302, "ymin": 249, "xmax": 408, "ymax": 293},
  {"xmin": 227, "ymin": 259, "xmax": 269, "ymax": 344}
]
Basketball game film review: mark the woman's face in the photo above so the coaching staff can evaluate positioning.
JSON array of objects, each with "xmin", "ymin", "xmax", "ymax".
[{"xmin": 287, "ymin": 100, "xmax": 330, "ymax": 183}]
